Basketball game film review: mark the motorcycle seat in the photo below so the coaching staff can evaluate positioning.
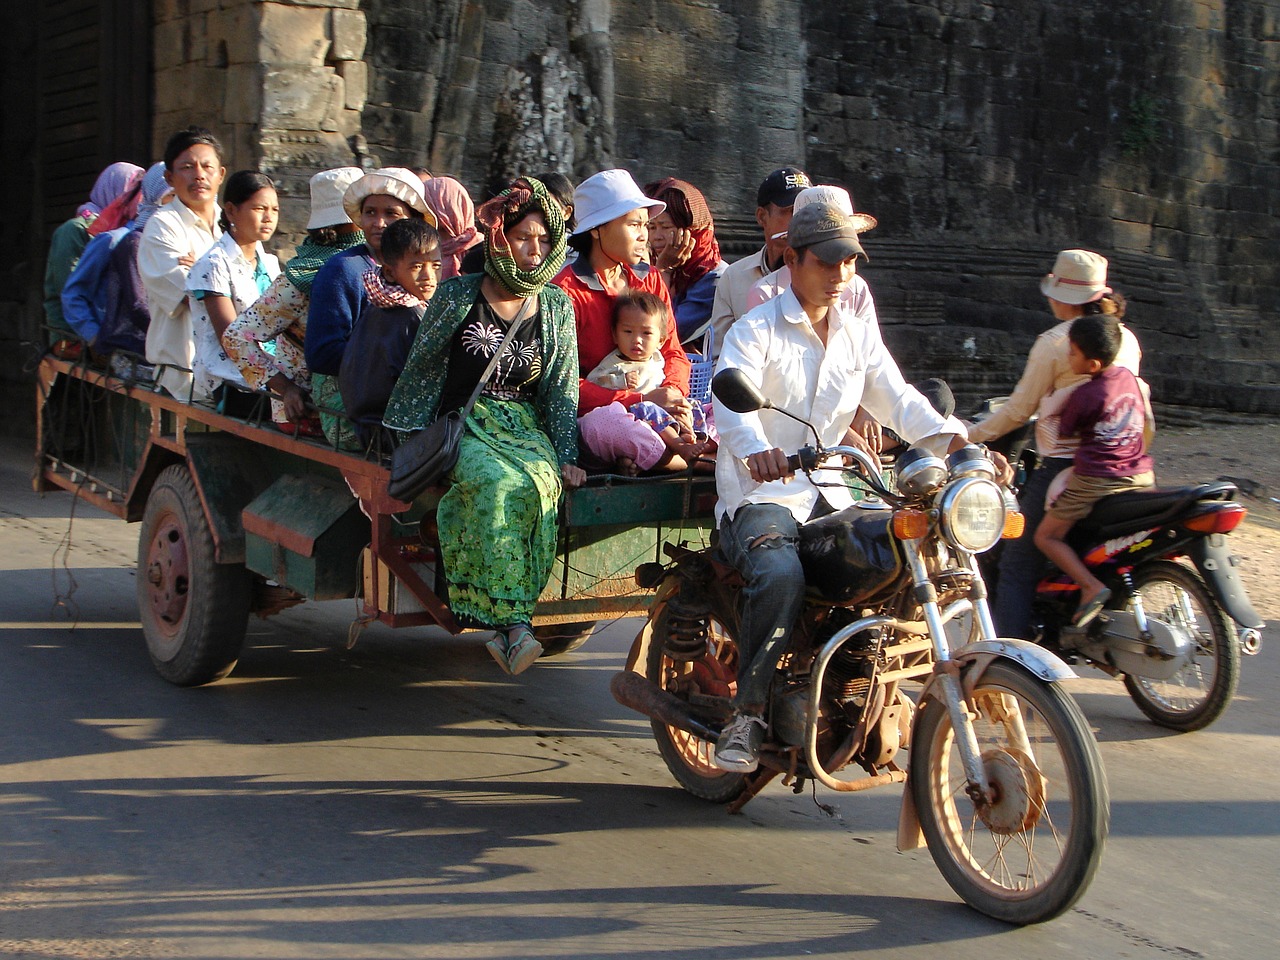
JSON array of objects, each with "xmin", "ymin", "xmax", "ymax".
[{"xmin": 1080, "ymin": 481, "xmax": 1238, "ymax": 533}]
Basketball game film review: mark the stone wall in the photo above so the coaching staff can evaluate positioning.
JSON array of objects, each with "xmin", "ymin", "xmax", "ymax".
[
  {"xmin": 154, "ymin": 0, "xmax": 369, "ymax": 250},
  {"xmin": 360, "ymin": 0, "xmax": 806, "ymax": 206},
  {"xmin": 802, "ymin": 0, "xmax": 1280, "ymax": 412},
  {"xmin": 4, "ymin": 0, "xmax": 1277, "ymax": 438}
]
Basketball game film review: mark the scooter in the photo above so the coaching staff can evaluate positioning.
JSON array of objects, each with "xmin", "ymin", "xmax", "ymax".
[{"xmin": 975, "ymin": 397, "xmax": 1263, "ymax": 732}]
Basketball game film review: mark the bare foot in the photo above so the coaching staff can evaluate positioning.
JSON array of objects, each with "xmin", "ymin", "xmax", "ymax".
[{"xmin": 616, "ymin": 456, "xmax": 639, "ymax": 477}]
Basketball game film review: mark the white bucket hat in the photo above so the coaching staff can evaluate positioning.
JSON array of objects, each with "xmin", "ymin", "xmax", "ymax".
[
  {"xmin": 793, "ymin": 185, "xmax": 878, "ymax": 234},
  {"xmin": 342, "ymin": 166, "xmax": 437, "ymax": 227},
  {"xmin": 571, "ymin": 169, "xmax": 666, "ymax": 235},
  {"xmin": 1040, "ymin": 249, "xmax": 1112, "ymax": 305},
  {"xmin": 306, "ymin": 167, "xmax": 364, "ymax": 230}
]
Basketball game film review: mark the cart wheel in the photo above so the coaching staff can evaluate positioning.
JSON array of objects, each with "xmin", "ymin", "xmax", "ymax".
[
  {"xmin": 137, "ymin": 464, "xmax": 250, "ymax": 685},
  {"xmin": 534, "ymin": 621, "xmax": 596, "ymax": 657}
]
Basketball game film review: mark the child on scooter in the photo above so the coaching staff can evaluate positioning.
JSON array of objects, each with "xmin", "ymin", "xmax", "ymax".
[{"xmin": 1034, "ymin": 314, "xmax": 1155, "ymax": 625}]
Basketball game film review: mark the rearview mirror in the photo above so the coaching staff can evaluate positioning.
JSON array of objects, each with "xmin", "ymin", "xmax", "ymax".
[{"xmin": 712, "ymin": 368, "xmax": 770, "ymax": 414}]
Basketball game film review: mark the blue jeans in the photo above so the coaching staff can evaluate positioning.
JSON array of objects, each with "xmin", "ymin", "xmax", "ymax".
[
  {"xmin": 719, "ymin": 503, "xmax": 808, "ymax": 710},
  {"xmin": 992, "ymin": 457, "xmax": 1072, "ymax": 639}
]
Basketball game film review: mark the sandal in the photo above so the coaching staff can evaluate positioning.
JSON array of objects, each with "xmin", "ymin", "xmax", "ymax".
[
  {"xmin": 485, "ymin": 634, "xmax": 513, "ymax": 674},
  {"xmin": 505, "ymin": 625, "xmax": 543, "ymax": 676},
  {"xmin": 1073, "ymin": 587, "xmax": 1112, "ymax": 627}
]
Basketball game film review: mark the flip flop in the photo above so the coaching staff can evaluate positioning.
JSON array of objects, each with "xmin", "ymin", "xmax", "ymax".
[
  {"xmin": 485, "ymin": 634, "xmax": 513, "ymax": 674},
  {"xmin": 505, "ymin": 626, "xmax": 544, "ymax": 676},
  {"xmin": 1073, "ymin": 587, "xmax": 1113, "ymax": 627}
]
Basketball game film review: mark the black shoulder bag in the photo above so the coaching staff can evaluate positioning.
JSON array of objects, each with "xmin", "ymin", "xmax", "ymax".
[{"xmin": 386, "ymin": 297, "xmax": 534, "ymax": 501}]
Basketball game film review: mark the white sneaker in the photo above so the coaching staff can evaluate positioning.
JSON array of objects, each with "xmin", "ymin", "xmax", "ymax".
[{"xmin": 714, "ymin": 714, "xmax": 766, "ymax": 772}]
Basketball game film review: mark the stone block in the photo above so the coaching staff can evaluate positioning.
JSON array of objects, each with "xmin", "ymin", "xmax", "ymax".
[
  {"xmin": 1112, "ymin": 218, "xmax": 1153, "ymax": 252},
  {"xmin": 154, "ymin": 19, "xmax": 187, "ymax": 71},
  {"xmin": 337, "ymin": 60, "xmax": 367, "ymax": 111},
  {"xmin": 271, "ymin": 0, "xmax": 360, "ymax": 7},
  {"xmin": 262, "ymin": 65, "xmax": 341, "ymax": 128},
  {"xmin": 154, "ymin": 0, "xmax": 187, "ymax": 24},
  {"xmin": 209, "ymin": 5, "xmax": 259, "ymax": 65},
  {"xmin": 330, "ymin": 8, "xmax": 367, "ymax": 61},
  {"xmin": 259, "ymin": 4, "xmax": 330, "ymax": 67},
  {"xmin": 187, "ymin": 14, "xmax": 209, "ymax": 64},
  {"xmin": 223, "ymin": 63, "xmax": 265, "ymax": 124}
]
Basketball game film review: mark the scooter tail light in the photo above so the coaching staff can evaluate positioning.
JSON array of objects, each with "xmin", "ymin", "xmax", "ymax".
[
  {"xmin": 1183, "ymin": 506, "xmax": 1247, "ymax": 534},
  {"xmin": 893, "ymin": 509, "xmax": 930, "ymax": 540},
  {"xmin": 1002, "ymin": 511, "xmax": 1026, "ymax": 539}
]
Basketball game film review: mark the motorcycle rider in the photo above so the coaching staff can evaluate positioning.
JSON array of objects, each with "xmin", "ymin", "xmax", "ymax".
[
  {"xmin": 967, "ymin": 249, "xmax": 1140, "ymax": 640},
  {"xmin": 710, "ymin": 200, "xmax": 975, "ymax": 773}
]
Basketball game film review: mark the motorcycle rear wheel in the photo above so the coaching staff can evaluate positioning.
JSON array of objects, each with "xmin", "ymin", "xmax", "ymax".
[
  {"xmin": 1120, "ymin": 561, "xmax": 1239, "ymax": 731},
  {"xmin": 911, "ymin": 661, "xmax": 1109, "ymax": 924},
  {"xmin": 645, "ymin": 603, "xmax": 747, "ymax": 804}
]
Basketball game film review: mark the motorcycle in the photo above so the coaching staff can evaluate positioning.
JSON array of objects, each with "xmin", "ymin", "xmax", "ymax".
[
  {"xmin": 976, "ymin": 398, "xmax": 1265, "ymax": 733},
  {"xmin": 612, "ymin": 369, "xmax": 1109, "ymax": 925}
]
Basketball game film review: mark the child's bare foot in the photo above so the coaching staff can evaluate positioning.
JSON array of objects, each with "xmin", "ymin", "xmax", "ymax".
[
  {"xmin": 615, "ymin": 456, "xmax": 639, "ymax": 477},
  {"xmin": 670, "ymin": 437, "xmax": 707, "ymax": 463}
]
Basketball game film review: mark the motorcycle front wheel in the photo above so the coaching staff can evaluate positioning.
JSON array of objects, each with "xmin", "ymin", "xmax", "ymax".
[
  {"xmin": 645, "ymin": 602, "xmax": 747, "ymax": 804},
  {"xmin": 911, "ymin": 661, "xmax": 1109, "ymax": 924},
  {"xmin": 1120, "ymin": 561, "xmax": 1239, "ymax": 731}
]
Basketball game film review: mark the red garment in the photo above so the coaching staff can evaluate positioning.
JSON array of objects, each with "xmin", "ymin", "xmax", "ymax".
[
  {"xmin": 645, "ymin": 177, "xmax": 722, "ymax": 303},
  {"xmin": 1058, "ymin": 366, "xmax": 1154, "ymax": 478},
  {"xmin": 552, "ymin": 257, "xmax": 690, "ymax": 413}
]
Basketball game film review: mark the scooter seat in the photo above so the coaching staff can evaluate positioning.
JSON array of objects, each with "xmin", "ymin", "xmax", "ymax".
[{"xmin": 1080, "ymin": 481, "xmax": 1238, "ymax": 532}]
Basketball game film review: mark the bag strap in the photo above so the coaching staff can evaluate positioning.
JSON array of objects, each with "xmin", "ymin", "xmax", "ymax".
[{"xmin": 458, "ymin": 295, "xmax": 536, "ymax": 418}]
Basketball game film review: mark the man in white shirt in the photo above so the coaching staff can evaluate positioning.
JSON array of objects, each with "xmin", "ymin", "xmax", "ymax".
[
  {"xmin": 707, "ymin": 166, "xmax": 810, "ymax": 355},
  {"xmin": 140, "ymin": 127, "xmax": 225, "ymax": 398},
  {"xmin": 711, "ymin": 201, "xmax": 971, "ymax": 772}
]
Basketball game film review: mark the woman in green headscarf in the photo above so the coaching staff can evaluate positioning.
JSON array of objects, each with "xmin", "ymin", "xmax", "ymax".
[{"xmin": 385, "ymin": 177, "xmax": 586, "ymax": 675}]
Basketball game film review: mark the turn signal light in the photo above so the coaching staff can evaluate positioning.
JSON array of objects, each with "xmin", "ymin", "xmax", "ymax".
[
  {"xmin": 1183, "ymin": 506, "xmax": 1247, "ymax": 534},
  {"xmin": 893, "ymin": 509, "xmax": 930, "ymax": 540},
  {"xmin": 1002, "ymin": 511, "xmax": 1026, "ymax": 539}
]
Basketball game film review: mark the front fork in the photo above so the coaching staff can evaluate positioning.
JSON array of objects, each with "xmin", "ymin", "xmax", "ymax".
[{"xmin": 903, "ymin": 539, "xmax": 996, "ymax": 801}]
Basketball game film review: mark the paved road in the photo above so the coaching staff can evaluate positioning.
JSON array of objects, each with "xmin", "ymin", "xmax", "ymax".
[{"xmin": 1, "ymin": 437, "xmax": 1276, "ymax": 959}]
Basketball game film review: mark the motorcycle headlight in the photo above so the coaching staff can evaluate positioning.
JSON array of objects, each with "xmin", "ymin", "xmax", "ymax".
[
  {"xmin": 937, "ymin": 477, "xmax": 1006, "ymax": 552},
  {"xmin": 945, "ymin": 443, "xmax": 996, "ymax": 480},
  {"xmin": 896, "ymin": 446, "xmax": 948, "ymax": 498}
]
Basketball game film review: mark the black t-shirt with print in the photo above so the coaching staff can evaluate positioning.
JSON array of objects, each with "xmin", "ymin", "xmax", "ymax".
[{"xmin": 437, "ymin": 298, "xmax": 544, "ymax": 414}]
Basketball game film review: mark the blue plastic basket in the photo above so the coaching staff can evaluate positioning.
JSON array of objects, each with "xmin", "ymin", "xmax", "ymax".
[{"xmin": 685, "ymin": 327, "xmax": 715, "ymax": 405}]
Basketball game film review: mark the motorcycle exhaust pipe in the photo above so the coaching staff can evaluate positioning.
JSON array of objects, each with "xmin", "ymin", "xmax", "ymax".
[
  {"xmin": 1241, "ymin": 628, "xmax": 1263, "ymax": 656},
  {"xmin": 610, "ymin": 670, "xmax": 721, "ymax": 742}
]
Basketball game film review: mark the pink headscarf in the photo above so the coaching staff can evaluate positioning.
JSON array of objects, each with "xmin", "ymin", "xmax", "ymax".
[
  {"xmin": 420, "ymin": 176, "xmax": 481, "ymax": 279},
  {"xmin": 87, "ymin": 168, "xmax": 146, "ymax": 236},
  {"xmin": 78, "ymin": 161, "xmax": 145, "ymax": 219}
]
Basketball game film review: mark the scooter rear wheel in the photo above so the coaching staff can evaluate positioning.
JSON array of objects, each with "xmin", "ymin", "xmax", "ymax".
[{"xmin": 1121, "ymin": 560, "xmax": 1239, "ymax": 731}]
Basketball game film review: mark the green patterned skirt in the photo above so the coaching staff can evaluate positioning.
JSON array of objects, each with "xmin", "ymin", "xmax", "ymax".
[{"xmin": 438, "ymin": 395, "xmax": 562, "ymax": 629}]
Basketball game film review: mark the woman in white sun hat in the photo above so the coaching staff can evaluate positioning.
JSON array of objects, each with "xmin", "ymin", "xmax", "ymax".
[
  {"xmin": 553, "ymin": 169, "xmax": 696, "ymax": 468},
  {"xmin": 305, "ymin": 167, "xmax": 438, "ymax": 379},
  {"xmin": 968, "ymin": 248, "xmax": 1143, "ymax": 640}
]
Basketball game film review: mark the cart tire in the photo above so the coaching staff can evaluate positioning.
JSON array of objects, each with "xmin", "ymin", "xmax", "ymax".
[
  {"xmin": 534, "ymin": 621, "xmax": 595, "ymax": 657},
  {"xmin": 136, "ymin": 464, "xmax": 250, "ymax": 685}
]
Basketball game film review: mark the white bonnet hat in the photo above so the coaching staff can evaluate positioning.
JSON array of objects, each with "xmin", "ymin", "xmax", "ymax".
[
  {"xmin": 306, "ymin": 167, "xmax": 364, "ymax": 230},
  {"xmin": 342, "ymin": 167, "xmax": 437, "ymax": 227}
]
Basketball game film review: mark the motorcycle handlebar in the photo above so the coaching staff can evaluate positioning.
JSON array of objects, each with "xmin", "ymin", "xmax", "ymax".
[{"xmin": 789, "ymin": 444, "xmax": 883, "ymax": 479}]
